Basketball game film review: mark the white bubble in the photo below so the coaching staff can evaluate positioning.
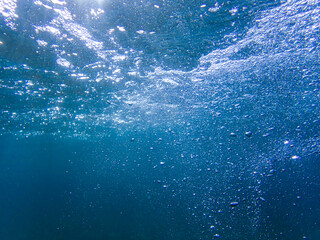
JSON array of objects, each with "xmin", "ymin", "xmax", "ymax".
[
  {"xmin": 117, "ymin": 26, "xmax": 126, "ymax": 32},
  {"xmin": 136, "ymin": 30, "xmax": 146, "ymax": 34}
]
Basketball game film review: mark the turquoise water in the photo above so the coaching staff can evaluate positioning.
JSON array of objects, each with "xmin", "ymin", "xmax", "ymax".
[{"xmin": 0, "ymin": 0, "xmax": 320, "ymax": 239}]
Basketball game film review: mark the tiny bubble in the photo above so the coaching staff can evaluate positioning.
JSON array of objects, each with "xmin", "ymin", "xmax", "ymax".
[
  {"xmin": 230, "ymin": 201, "xmax": 239, "ymax": 207},
  {"xmin": 230, "ymin": 132, "xmax": 237, "ymax": 137},
  {"xmin": 245, "ymin": 131, "xmax": 252, "ymax": 137}
]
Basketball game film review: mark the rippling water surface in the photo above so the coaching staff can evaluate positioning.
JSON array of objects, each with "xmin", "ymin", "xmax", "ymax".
[{"xmin": 0, "ymin": 0, "xmax": 320, "ymax": 239}]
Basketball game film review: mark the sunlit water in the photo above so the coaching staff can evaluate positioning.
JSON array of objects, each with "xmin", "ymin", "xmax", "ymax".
[{"xmin": 0, "ymin": 0, "xmax": 320, "ymax": 239}]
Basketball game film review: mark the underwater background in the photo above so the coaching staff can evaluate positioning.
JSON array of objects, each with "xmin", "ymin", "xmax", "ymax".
[{"xmin": 0, "ymin": 0, "xmax": 320, "ymax": 239}]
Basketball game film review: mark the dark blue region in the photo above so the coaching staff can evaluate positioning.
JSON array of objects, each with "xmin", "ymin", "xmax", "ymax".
[
  {"xmin": 0, "ymin": 125, "xmax": 319, "ymax": 240},
  {"xmin": 0, "ymin": 135, "xmax": 197, "ymax": 240},
  {"xmin": 260, "ymin": 152, "xmax": 320, "ymax": 240}
]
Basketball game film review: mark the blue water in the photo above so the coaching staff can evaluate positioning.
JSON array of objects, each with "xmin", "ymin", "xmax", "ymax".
[{"xmin": 1, "ymin": 0, "xmax": 320, "ymax": 239}]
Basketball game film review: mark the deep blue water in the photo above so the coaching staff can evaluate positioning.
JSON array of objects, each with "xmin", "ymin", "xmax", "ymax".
[{"xmin": 0, "ymin": 0, "xmax": 320, "ymax": 239}]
